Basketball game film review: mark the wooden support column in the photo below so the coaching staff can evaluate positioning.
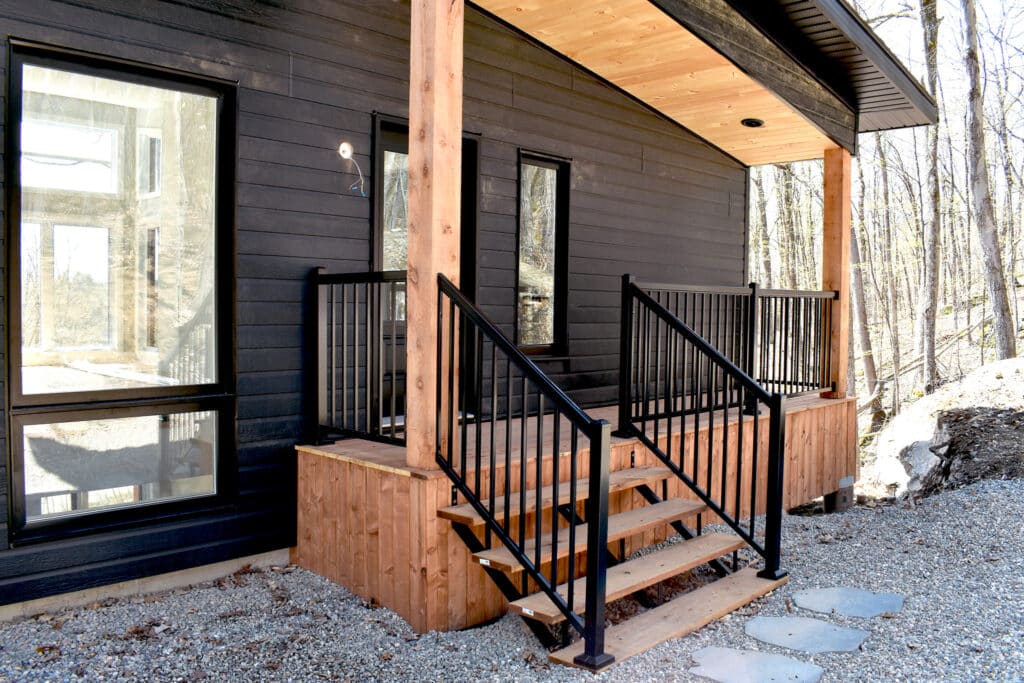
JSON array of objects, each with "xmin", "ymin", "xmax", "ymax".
[
  {"xmin": 406, "ymin": 0, "xmax": 464, "ymax": 469},
  {"xmin": 822, "ymin": 147, "xmax": 852, "ymax": 398}
]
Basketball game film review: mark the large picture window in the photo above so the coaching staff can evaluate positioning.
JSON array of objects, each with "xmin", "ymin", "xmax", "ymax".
[
  {"xmin": 6, "ymin": 43, "xmax": 235, "ymax": 536},
  {"xmin": 516, "ymin": 154, "xmax": 569, "ymax": 351}
]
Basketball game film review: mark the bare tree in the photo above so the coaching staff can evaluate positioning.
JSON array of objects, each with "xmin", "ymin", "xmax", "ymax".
[
  {"xmin": 751, "ymin": 169, "xmax": 773, "ymax": 287},
  {"xmin": 917, "ymin": 0, "xmax": 942, "ymax": 391},
  {"xmin": 962, "ymin": 0, "xmax": 1016, "ymax": 359}
]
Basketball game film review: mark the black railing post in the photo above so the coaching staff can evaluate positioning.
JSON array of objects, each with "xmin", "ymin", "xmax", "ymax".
[
  {"xmin": 615, "ymin": 274, "xmax": 636, "ymax": 437},
  {"xmin": 758, "ymin": 392, "xmax": 788, "ymax": 581},
  {"xmin": 575, "ymin": 420, "xmax": 615, "ymax": 671},
  {"xmin": 312, "ymin": 267, "xmax": 328, "ymax": 444},
  {"xmin": 745, "ymin": 282, "xmax": 759, "ymax": 380},
  {"xmin": 743, "ymin": 282, "xmax": 760, "ymax": 415}
]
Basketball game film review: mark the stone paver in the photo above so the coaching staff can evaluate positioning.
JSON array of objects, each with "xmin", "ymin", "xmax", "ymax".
[
  {"xmin": 792, "ymin": 587, "xmax": 904, "ymax": 618},
  {"xmin": 744, "ymin": 616, "xmax": 869, "ymax": 653},
  {"xmin": 689, "ymin": 646, "xmax": 824, "ymax": 683}
]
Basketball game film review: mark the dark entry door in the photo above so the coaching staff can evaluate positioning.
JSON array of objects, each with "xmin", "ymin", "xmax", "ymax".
[{"xmin": 373, "ymin": 118, "xmax": 479, "ymax": 422}]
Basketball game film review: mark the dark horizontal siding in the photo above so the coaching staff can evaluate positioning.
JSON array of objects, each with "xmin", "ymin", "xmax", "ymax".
[{"xmin": 0, "ymin": 0, "xmax": 746, "ymax": 603}]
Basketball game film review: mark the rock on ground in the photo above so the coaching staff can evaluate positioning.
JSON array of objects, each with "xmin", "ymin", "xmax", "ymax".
[{"xmin": 863, "ymin": 357, "xmax": 1024, "ymax": 496}]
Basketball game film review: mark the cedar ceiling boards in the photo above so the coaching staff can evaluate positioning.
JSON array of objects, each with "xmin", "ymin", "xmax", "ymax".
[{"xmin": 472, "ymin": 0, "xmax": 845, "ymax": 166}]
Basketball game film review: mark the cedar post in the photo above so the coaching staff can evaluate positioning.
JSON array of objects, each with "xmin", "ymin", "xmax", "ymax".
[
  {"xmin": 405, "ymin": 0, "xmax": 464, "ymax": 469},
  {"xmin": 821, "ymin": 147, "xmax": 851, "ymax": 398}
]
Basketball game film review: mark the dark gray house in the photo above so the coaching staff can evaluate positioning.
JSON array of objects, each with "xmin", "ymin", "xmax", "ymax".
[{"xmin": 1, "ymin": 0, "xmax": 933, "ymax": 670}]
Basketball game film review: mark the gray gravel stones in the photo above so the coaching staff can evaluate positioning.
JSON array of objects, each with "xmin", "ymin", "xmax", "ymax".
[
  {"xmin": 689, "ymin": 646, "xmax": 824, "ymax": 683},
  {"xmin": 792, "ymin": 587, "xmax": 904, "ymax": 618},
  {"xmin": 744, "ymin": 616, "xmax": 868, "ymax": 653},
  {"xmin": 1, "ymin": 478, "xmax": 1022, "ymax": 682}
]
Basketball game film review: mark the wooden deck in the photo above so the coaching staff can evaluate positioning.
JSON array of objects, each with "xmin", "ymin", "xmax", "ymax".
[{"xmin": 292, "ymin": 394, "xmax": 856, "ymax": 632}]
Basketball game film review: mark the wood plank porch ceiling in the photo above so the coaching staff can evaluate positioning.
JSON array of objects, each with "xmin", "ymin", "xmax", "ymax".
[{"xmin": 473, "ymin": 0, "xmax": 839, "ymax": 166}]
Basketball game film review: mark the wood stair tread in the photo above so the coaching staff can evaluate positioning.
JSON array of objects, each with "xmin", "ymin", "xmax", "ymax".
[
  {"xmin": 437, "ymin": 466, "xmax": 672, "ymax": 527},
  {"xmin": 550, "ymin": 566, "xmax": 789, "ymax": 671},
  {"xmin": 509, "ymin": 532, "xmax": 746, "ymax": 623},
  {"xmin": 473, "ymin": 497, "xmax": 706, "ymax": 573}
]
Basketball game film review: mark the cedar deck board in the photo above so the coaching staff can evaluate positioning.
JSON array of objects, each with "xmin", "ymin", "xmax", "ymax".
[
  {"xmin": 438, "ymin": 466, "xmax": 671, "ymax": 526},
  {"xmin": 550, "ymin": 567, "xmax": 789, "ymax": 670},
  {"xmin": 509, "ymin": 532, "xmax": 745, "ymax": 623},
  {"xmin": 473, "ymin": 498, "xmax": 706, "ymax": 572}
]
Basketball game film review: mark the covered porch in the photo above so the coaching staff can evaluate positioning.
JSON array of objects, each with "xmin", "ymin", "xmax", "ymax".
[
  {"xmin": 293, "ymin": 392, "xmax": 855, "ymax": 633},
  {"xmin": 289, "ymin": 0, "xmax": 930, "ymax": 671}
]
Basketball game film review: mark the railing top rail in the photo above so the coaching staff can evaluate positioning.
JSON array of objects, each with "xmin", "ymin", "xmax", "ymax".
[
  {"xmin": 629, "ymin": 283, "xmax": 772, "ymax": 404},
  {"xmin": 758, "ymin": 287, "xmax": 838, "ymax": 299},
  {"xmin": 638, "ymin": 281, "xmax": 752, "ymax": 296},
  {"xmin": 438, "ymin": 273, "xmax": 604, "ymax": 433},
  {"xmin": 316, "ymin": 269, "xmax": 408, "ymax": 285}
]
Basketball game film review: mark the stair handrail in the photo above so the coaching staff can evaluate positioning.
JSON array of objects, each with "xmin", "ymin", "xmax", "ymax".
[
  {"xmin": 618, "ymin": 275, "xmax": 787, "ymax": 580},
  {"xmin": 436, "ymin": 273, "xmax": 613, "ymax": 670}
]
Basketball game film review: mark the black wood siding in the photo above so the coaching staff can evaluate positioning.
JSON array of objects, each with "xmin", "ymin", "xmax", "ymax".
[{"xmin": 0, "ymin": 0, "xmax": 746, "ymax": 603}]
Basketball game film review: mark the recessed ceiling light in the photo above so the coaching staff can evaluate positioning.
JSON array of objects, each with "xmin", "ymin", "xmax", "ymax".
[{"xmin": 741, "ymin": 118, "xmax": 765, "ymax": 128}]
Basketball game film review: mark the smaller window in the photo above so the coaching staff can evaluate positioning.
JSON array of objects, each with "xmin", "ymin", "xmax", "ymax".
[
  {"xmin": 516, "ymin": 154, "xmax": 568, "ymax": 351},
  {"xmin": 21, "ymin": 118, "xmax": 119, "ymax": 194},
  {"xmin": 137, "ymin": 131, "xmax": 162, "ymax": 196},
  {"xmin": 375, "ymin": 124, "xmax": 409, "ymax": 321}
]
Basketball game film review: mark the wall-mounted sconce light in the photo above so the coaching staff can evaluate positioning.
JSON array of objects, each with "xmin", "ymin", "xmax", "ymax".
[{"xmin": 338, "ymin": 141, "xmax": 366, "ymax": 197}]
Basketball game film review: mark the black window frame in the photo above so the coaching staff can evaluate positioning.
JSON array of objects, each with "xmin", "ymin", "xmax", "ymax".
[
  {"xmin": 5, "ymin": 40, "xmax": 238, "ymax": 542},
  {"xmin": 371, "ymin": 114, "xmax": 480, "ymax": 300},
  {"xmin": 515, "ymin": 151, "xmax": 570, "ymax": 355}
]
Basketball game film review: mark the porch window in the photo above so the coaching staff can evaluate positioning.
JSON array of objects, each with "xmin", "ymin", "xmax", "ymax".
[
  {"xmin": 7, "ymin": 43, "xmax": 235, "ymax": 536},
  {"xmin": 516, "ymin": 154, "xmax": 568, "ymax": 351},
  {"xmin": 375, "ymin": 122, "xmax": 409, "ymax": 320}
]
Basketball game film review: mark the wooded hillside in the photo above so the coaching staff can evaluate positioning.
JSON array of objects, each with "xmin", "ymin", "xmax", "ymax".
[{"xmin": 749, "ymin": 0, "xmax": 1023, "ymax": 430}]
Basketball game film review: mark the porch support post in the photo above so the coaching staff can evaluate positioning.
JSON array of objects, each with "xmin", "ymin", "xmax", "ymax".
[
  {"xmin": 821, "ymin": 147, "xmax": 852, "ymax": 398},
  {"xmin": 405, "ymin": 0, "xmax": 464, "ymax": 469}
]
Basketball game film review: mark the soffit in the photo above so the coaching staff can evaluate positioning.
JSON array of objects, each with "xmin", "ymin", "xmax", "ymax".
[{"xmin": 472, "ymin": 0, "xmax": 840, "ymax": 165}]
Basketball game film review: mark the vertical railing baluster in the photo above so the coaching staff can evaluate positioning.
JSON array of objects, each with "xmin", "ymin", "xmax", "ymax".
[
  {"xmin": 474, "ymin": 326, "xmax": 484, "ymax": 502},
  {"xmin": 567, "ymin": 426, "xmax": 578, "ymax": 616},
  {"xmin": 504, "ymin": 359, "xmax": 513, "ymax": 534},
  {"xmin": 534, "ymin": 392, "xmax": 544, "ymax": 574},
  {"xmin": 436, "ymin": 282, "xmax": 445, "ymax": 466},
  {"xmin": 551, "ymin": 410, "xmax": 561, "ymax": 591}
]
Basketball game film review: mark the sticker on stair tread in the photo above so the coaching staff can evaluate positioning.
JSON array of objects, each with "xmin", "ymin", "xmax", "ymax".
[
  {"xmin": 522, "ymin": 607, "xmax": 534, "ymax": 616},
  {"xmin": 479, "ymin": 558, "xmax": 490, "ymax": 566}
]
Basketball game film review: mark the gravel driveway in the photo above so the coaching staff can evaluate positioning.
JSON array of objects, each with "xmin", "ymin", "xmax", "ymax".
[{"xmin": 1, "ymin": 479, "xmax": 1022, "ymax": 682}]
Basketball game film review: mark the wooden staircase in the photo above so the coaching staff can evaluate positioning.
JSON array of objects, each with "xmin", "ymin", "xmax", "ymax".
[
  {"xmin": 435, "ymin": 274, "xmax": 790, "ymax": 671},
  {"xmin": 437, "ymin": 462, "xmax": 788, "ymax": 671}
]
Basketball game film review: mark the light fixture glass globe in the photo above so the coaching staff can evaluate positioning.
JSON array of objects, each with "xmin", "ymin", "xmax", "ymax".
[{"xmin": 338, "ymin": 141, "xmax": 354, "ymax": 159}]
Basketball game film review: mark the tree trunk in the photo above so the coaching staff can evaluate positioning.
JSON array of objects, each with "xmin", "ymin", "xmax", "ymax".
[
  {"xmin": 876, "ymin": 134, "xmax": 901, "ymax": 413},
  {"xmin": 962, "ymin": 0, "xmax": 1016, "ymax": 359},
  {"xmin": 917, "ymin": 0, "xmax": 941, "ymax": 392},
  {"xmin": 752, "ymin": 169, "xmax": 773, "ymax": 287},
  {"xmin": 854, "ymin": 160, "xmax": 884, "ymax": 431}
]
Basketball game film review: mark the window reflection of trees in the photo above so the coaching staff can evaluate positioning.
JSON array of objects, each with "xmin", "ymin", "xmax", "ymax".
[{"xmin": 518, "ymin": 162, "xmax": 558, "ymax": 347}]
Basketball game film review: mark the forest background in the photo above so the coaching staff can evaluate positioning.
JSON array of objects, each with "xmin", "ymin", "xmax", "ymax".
[{"xmin": 751, "ymin": 0, "xmax": 1023, "ymax": 438}]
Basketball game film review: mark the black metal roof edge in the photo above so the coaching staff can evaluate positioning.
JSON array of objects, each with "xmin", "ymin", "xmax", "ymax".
[
  {"xmin": 719, "ymin": 1, "xmax": 860, "ymax": 114},
  {"xmin": 816, "ymin": 0, "xmax": 938, "ymax": 127}
]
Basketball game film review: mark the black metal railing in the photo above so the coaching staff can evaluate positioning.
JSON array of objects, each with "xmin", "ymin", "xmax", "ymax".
[
  {"xmin": 313, "ymin": 268, "xmax": 407, "ymax": 444},
  {"xmin": 617, "ymin": 275, "xmax": 787, "ymax": 580},
  {"xmin": 436, "ymin": 274, "xmax": 614, "ymax": 671},
  {"xmin": 756, "ymin": 288, "xmax": 835, "ymax": 396},
  {"xmin": 641, "ymin": 281, "xmax": 837, "ymax": 397}
]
